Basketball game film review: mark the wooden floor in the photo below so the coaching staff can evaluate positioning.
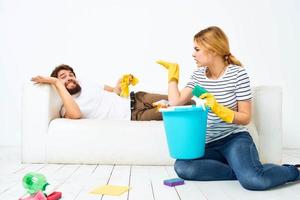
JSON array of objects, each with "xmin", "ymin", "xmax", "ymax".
[{"xmin": 0, "ymin": 146, "xmax": 300, "ymax": 200}]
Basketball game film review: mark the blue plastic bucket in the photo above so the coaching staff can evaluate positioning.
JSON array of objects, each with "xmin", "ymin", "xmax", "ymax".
[{"xmin": 160, "ymin": 105, "xmax": 208, "ymax": 159}]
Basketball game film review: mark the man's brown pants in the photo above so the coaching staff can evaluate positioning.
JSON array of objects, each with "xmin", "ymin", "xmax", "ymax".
[{"xmin": 130, "ymin": 91, "xmax": 195, "ymax": 121}]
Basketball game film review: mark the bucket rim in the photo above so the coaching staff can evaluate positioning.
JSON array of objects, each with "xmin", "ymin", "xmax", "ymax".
[{"xmin": 159, "ymin": 105, "xmax": 207, "ymax": 113}]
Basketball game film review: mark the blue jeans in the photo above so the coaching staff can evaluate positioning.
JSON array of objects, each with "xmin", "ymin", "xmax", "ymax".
[{"xmin": 174, "ymin": 132, "xmax": 299, "ymax": 190}]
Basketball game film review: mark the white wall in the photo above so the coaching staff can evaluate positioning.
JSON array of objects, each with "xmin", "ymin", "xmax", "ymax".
[{"xmin": 1, "ymin": 0, "xmax": 300, "ymax": 147}]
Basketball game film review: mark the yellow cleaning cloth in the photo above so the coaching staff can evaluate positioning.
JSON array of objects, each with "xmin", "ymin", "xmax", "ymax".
[
  {"xmin": 152, "ymin": 99, "xmax": 170, "ymax": 111},
  {"xmin": 120, "ymin": 74, "xmax": 139, "ymax": 97},
  {"xmin": 89, "ymin": 184, "xmax": 130, "ymax": 196}
]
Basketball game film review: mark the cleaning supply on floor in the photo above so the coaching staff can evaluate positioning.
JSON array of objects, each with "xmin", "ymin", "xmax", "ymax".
[
  {"xmin": 21, "ymin": 172, "xmax": 62, "ymax": 200},
  {"xmin": 46, "ymin": 192, "xmax": 62, "ymax": 200},
  {"xmin": 18, "ymin": 191, "xmax": 47, "ymax": 200},
  {"xmin": 90, "ymin": 184, "xmax": 130, "ymax": 196},
  {"xmin": 163, "ymin": 178, "xmax": 185, "ymax": 187},
  {"xmin": 22, "ymin": 172, "xmax": 49, "ymax": 195}
]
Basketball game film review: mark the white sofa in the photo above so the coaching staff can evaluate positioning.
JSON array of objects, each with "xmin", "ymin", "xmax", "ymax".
[{"xmin": 22, "ymin": 83, "xmax": 283, "ymax": 165}]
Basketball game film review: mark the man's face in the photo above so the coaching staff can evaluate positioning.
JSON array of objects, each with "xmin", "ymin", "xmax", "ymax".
[{"xmin": 57, "ymin": 69, "xmax": 81, "ymax": 95}]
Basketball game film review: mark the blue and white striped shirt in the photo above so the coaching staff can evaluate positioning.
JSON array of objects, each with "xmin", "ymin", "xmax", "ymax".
[{"xmin": 186, "ymin": 65, "xmax": 252, "ymax": 143}]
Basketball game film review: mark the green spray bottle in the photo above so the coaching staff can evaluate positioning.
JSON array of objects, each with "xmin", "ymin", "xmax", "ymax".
[{"xmin": 22, "ymin": 172, "xmax": 49, "ymax": 195}]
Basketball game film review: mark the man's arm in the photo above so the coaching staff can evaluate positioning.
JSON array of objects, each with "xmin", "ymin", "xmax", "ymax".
[
  {"xmin": 104, "ymin": 85, "xmax": 121, "ymax": 95},
  {"xmin": 31, "ymin": 76, "xmax": 81, "ymax": 119},
  {"xmin": 104, "ymin": 77, "xmax": 122, "ymax": 95}
]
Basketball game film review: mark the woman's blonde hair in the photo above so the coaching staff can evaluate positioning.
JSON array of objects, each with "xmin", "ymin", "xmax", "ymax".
[{"xmin": 194, "ymin": 26, "xmax": 242, "ymax": 67}]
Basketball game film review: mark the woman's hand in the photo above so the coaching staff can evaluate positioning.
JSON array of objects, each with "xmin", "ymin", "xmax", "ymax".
[
  {"xmin": 156, "ymin": 60, "xmax": 179, "ymax": 83},
  {"xmin": 200, "ymin": 93, "xmax": 235, "ymax": 123}
]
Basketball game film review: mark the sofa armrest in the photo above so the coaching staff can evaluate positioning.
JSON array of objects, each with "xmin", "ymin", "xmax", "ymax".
[
  {"xmin": 253, "ymin": 86, "xmax": 282, "ymax": 164},
  {"xmin": 21, "ymin": 83, "xmax": 62, "ymax": 163}
]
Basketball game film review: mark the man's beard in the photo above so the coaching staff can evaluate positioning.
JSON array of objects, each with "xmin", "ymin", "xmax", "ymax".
[{"xmin": 65, "ymin": 80, "xmax": 82, "ymax": 95}]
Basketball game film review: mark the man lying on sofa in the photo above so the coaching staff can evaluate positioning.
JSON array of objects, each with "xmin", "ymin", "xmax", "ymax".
[{"xmin": 31, "ymin": 64, "xmax": 194, "ymax": 120}]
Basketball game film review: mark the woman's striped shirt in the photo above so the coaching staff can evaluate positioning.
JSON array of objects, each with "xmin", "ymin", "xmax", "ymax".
[{"xmin": 186, "ymin": 65, "xmax": 252, "ymax": 143}]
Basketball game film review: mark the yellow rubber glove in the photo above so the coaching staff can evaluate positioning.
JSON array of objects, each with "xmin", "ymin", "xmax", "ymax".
[
  {"xmin": 156, "ymin": 60, "xmax": 179, "ymax": 83},
  {"xmin": 119, "ymin": 74, "xmax": 139, "ymax": 97},
  {"xmin": 200, "ymin": 93, "xmax": 234, "ymax": 123}
]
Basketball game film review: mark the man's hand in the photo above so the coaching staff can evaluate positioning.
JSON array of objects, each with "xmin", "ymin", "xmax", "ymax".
[
  {"xmin": 114, "ymin": 77, "xmax": 122, "ymax": 95},
  {"xmin": 31, "ymin": 76, "xmax": 58, "ymax": 85},
  {"xmin": 119, "ymin": 74, "xmax": 139, "ymax": 97}
]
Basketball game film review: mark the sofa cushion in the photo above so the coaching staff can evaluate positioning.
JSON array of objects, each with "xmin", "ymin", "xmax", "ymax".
[
  {"xmin": 46, "ymin": 118, "xmax": 260, "ymax": 165},
  {"xmin": 47, "ymin": 119, "xmax": 174, "ymax": 165}
]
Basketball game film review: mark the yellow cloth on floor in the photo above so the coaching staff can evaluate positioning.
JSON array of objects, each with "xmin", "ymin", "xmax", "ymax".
[
  {"xmin": 120, "ymin": 74, "xmax": 139, "ymax": 97},
  {"xmin": 90, "ymin": 184, "xmax": 130, "ymax": 196}
]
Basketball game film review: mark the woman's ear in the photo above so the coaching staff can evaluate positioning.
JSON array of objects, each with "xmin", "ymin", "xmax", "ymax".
[{"xmin": 209, "ymin": 50, "xmax": 218, "ymax": 57}]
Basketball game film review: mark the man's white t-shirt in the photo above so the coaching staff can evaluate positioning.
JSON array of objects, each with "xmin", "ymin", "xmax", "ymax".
[{"xmin": 60, "ymin": 81, "xmax": 131, "ymax": 120}]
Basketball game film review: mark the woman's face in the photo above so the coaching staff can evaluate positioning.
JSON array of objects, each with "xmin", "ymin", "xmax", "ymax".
[{"xmin": 192, "ymin": 41, "xmax": 213, "ymax": 67}]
